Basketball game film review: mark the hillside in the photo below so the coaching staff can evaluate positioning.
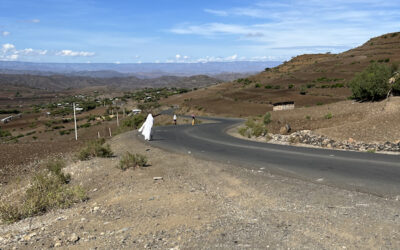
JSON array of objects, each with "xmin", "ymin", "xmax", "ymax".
[{"xmin": 162, "ymin": 32, "xmax": 400, "ymax": 117}]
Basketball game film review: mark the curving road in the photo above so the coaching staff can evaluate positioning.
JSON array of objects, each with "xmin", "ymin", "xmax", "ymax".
[{"xmin": 147, "ymin": 116, "xmax": 400, "ymax": 198}]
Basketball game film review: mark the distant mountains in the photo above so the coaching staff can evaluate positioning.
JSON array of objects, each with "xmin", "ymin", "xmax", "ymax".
[
  {"xmin": 0, "ymin": 60, "xmax": 280, "ymax": 91},
  {"xmin": 0, "ymin": 74, "xmax": 224, "ymax": 91},
  {"xmin": 0, "ymin": 61, "xmax": 280, "ymax": 79}
]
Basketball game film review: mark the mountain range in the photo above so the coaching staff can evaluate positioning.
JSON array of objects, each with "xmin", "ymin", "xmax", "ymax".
[{"xmin": 0, "ymin": 61, "xmax": 280, "ymax": 79}]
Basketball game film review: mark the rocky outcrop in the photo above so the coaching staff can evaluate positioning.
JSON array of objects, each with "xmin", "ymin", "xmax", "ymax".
[{"xmin": 268, "ymin": 130, "xmax": 400, "ymax": 152}]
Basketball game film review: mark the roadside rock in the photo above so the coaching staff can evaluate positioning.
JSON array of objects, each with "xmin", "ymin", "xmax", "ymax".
[
  {"xmin": 68, "ymin": 233, "xmax": 80, "ymax": 243},
  {"xmin": 266, "ymin": 130, "xmax": 400, "ymax": 153},
  {"xmin": 279, "ymin": 124, "xmax": 291, "ymax": 134}
]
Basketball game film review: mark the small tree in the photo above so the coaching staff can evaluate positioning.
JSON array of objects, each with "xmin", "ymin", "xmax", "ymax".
[
  {"xmin": 263, "ymin": 112, "xmax": 271, "ymax": 125},
  {"xmin": 350, "ymin": 63, "xmax": 392, "ymax": 101}
]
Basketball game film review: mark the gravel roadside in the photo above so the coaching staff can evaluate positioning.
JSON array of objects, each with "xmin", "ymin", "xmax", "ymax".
[{"xmin": 0, "ymin": 130, "xmax": 399, "ymax": 249}]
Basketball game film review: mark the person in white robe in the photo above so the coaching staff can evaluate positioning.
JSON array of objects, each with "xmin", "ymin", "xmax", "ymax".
[{"xmin": 138, "ymin": 114, "xmax": 154, "ymax": 140}]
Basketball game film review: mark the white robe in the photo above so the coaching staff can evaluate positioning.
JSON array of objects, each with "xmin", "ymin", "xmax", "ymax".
[{"xmin": 138, "ymin": 114, "xmax": 154, "ymax": 140}]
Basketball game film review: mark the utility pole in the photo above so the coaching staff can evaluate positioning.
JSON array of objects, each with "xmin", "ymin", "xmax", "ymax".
[
  {"xmin": 116, "ymin": 110, "xmax": 119, "ymax": 127},
  {"xmin": 73, "ymin": 102, "xmax": 78, "ymax": 140}
]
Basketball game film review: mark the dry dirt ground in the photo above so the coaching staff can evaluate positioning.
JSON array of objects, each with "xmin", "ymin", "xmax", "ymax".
[
  {"xmin": 231, "ymin": 97, "xmax": 400, "ymax": 144},
  {"xmin": 1, "ymin": 130, "xmax": 399, "ymax": 249}
]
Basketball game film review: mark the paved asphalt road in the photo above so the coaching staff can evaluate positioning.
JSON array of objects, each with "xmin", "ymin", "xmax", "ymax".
[{"xmin": 148, "ymin": 116, "xmax": 400, "ymax": 198}]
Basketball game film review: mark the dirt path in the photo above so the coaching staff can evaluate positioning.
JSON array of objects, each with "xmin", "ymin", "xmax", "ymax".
[{"xmin": 1, "ymin": 130, "xmax": 399, "ymax": 249}]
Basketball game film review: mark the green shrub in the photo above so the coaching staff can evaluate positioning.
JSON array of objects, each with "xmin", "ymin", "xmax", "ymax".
[
  {"xmin": 0, "ymin": 128, "xmax": 11, "ymax": 138},
  {"xmin": 122, "ymin": 114, "xmax": 145, "ymax": 129},
  {"xmin": 263, "ymin": 112, "xmax": 271, "ymax": 125},
  {"xmin": 300, "ymin": 86, "xmax": 307, "ymax": 95},
  {"xmin": 350, "ymin": 63, "xmax": 392, "ymax": 101},
  {"xmin": 390, "ymin": 62, "xmax": 399, "ymax": 74},
  {"xmin": 0, "ymin": 109, "xmax": 20, "ymax": 114},
  {"xmin": 59, "ymin": 129, "xmax": 73, "ymax": 135},
  {"xmin": 306, "ymin": 83, "xmax": 315, "ymax": 88},
  {"xmin": 45, "ymin": 159, "xmax": 71, "ymax": 184},
  {"xmin": 87, "ymin": 114, "xmax": 96, "ymax": 122},
  {"xmin": 52, "ymin": 125, "xmax": 65, "ymax": 130},
  {"xmin": 324, "ymin": 113, "xmax": 333, "ymax": 119},
  {"xmin": 26, "ymin": 131, "xmax": 36, "ymax": 137},
  {"xmin": 252, "ymin": 123, "xmax": 267, "ymax": 137},
  {"xmin": 118, "ymin": 152, "xmax": 148, "ymax": 170},
  {"xmin": 265, "ymin": 85, "xmax": 273, "ymax": 89},
  {"xmin": 245, "ymin": 118, "xmax": 256, "ymax": 128},
  {"xmin": 288, "ymin": 84, "xmax": 294, "ymax": 89},
  {"xmin": 243, "ymin": 117, "xmax": 267, "ymax": 137},
  {"xmin": 78, "ymin": 138, "xmax": 113, "ymax": 160},
  {"xmin": 0, "ymin": 160, "xmax": 86, "ymax": 223},
  {"xmin": 79, "ymin": 122, "xmax": 91, "ymax": 128},
  {"xmin": 254, "ymin": 83, "xmax": 261, "ymax": 88},
  {"xmin": 237, "ymin": 78, "xmax": 252, "ymax": 85},
  {"xmin": 238, "ymin": 127, "xmax": 248, "ymax": 136},
  {"xmin": 330, "ymin": 83, "xmax": 344, "ymax": 88}
]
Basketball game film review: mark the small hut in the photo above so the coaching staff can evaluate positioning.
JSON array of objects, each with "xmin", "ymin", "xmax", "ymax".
[{"xmin": 272, "ymin": 101, "xmax": 295, "ymax": 111}]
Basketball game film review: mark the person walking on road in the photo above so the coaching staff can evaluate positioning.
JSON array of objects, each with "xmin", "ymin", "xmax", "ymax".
[
  {"xmin": 191, "ymin": 114, "xmax": 195, "ymax": 126},
  {"xmin": 173, "ymin": 114, "xmax": 177, "ymax": 125},
  {"xmin": 138, "ymin": 113, "xmax": 154, "ymax": 141}
]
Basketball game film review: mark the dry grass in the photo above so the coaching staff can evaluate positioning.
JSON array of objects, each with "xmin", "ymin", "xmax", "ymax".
[
  {"xmin": 118, "ymin": 152, "xmax": 148, "ymax": 171},
  {"xmin": 0, "ymin": 160, "xmax": 87, "ymax": 224},
  {"xmin": 78, "ymin": 138, "xmax": 113, "ymax": 161}
]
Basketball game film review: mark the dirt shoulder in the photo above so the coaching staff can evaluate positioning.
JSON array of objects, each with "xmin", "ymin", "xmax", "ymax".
[
  {"xmin": 230, "ymin": 97, "xmax": 400, "ymax": 146},
  {"xmin": 1, "ymin": 130, "xmax": 399, "ymax": 249}
]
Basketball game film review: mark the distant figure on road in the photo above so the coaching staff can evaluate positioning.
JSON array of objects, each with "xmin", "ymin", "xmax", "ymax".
[
  {"xmin": 138, "ymin": 113, "xmax": 154, "ymax": 141},
  {"xmin": 191, "ymin": 114, "xmax": 195, "ymax": 126},
  {"xmin": 173, "ymin": 114, "xmax": 177, "ymax": 125}
]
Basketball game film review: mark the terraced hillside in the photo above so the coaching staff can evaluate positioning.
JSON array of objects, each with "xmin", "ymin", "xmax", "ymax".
[{"xmin": 163, "ymin": 32, "xmax": 400, "ymax": 117}]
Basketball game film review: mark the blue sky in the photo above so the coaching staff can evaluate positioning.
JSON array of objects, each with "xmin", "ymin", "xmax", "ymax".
[{"xmin": 0, "ymin": 0, "xmax": 399, "ymax": 63}]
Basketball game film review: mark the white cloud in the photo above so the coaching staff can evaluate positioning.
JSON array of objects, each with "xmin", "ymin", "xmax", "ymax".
[
  {"xmin": 56, "ymin": 50, "xmax": 95, "ymax": 57},
  {"xmin": 229, "ymin": 54, "xmax": 238, "ymax": 60},
  {"xmin": 0, "ymin": 43, "xmax": 17, "ymax": 61},
  {"xmin": 171, "ymin": 0, "xmax": 400, "ymax": 59},
  {"xmin": 204, "ymin": 9, "xmax": 228, "ymax": 16},
  {"xmin": 19, "ymin": 19, "xmax": 40, "ymax": 23},
  {"xmin": 2, "ymin": 43, "xmax": 15, "ymax": 52},
  {"xmin": 8, "ymin": 54, "xmax": 18, "ymax": 60},
  {"xmin": 193, "ymin": 54, "xmax": 241, "ymax": 63},
  {"xmin": 171, "ymin": 23, "xmax": 251, "ymax": 36},
  {"xmin": 1, "ymin": 31, "xmax": 10, "ymax": 37},
  {"xmin": 169, "ymin": 54, "xmax": 191, "ymax": 63},
  {"xmin": 17, "ymin": 48, "xmax": 48, "ymax": 55}
]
